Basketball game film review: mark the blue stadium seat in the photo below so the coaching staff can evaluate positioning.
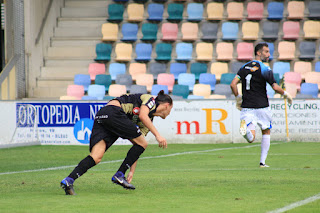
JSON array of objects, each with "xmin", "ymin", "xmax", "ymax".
[
  {"xmin": 156, "ymin": 43, "xmax": 172, "ymax": 61},
  {"xmin": 299, "ymin": 41, "xmax": 316, "ymax": 60},
  {"xmin": 167, "ymin": 3, "xmax": 184, "ymax": 21},
  {"xmin": 151, "ymin": 84, "xmax": 169, "ymax": 96},
  {"xmin": 262, "ymin": 21, "xmax": 279, "ymax": 40},
  {"xmin": 308, "ymin": 1, "xmax": 320, "ymax": 19},
  {"xmin": 222, "ymin": 22, "xmax": 239, "ymax": 40},
  {"xmin": 315, "ymin": 61, "xmax": 320, "ymax": 72},
  {"xmin": 201, "ymin": 22, "xmax": 218, "ymax": 41},
  {"xmin": 121, "ymin": 23, "xmax": 138, "ymax": 41},
  {"xmin": 199, "ymin": 73, "xmax": 216, "ymax": 91},
  {"xmin": 220, "ymin": 73, "xmax": 236, "ymax": 85},
  {"xmin": 74, "ymin": 74, "xmax": 91, "ymax": 91},
  {"xmin": 187, "ymin": 95, "xmax": 204, "ymax": 99},
  {"xmin": 147, "ymin": 3, "xmax": 164, "ymax": 21},
  {"xmin": 187, "ymin": 3, "xmax": 203, "ymax": 21},
  {"xmin": 267, "ymin": 42, "xmax": 275, "ymax": 61},
  {"xmin": 115, "ymin": 74, "xmax": 133, "ymax": 90},
  {"xmin": 267, "ymin": 2, "xmax": 284, "ymax": 20},
  {"xmin": 130, "ymin": 85, "xmax": 147, "ymax": 94},
  {"xmin": 135, "ymin": 43, "xmax": 152, "ymax": 61},
  {"xmin": 300, "ymin": 83, "xmax": 318, "ymax": 98},
  {"xmin": 109, "ymin": 63, "xmax": 126, "ymax": 80},
  {"xmin": 94, "ymin": 43, "xmax": 112, "ymax": 61},
  {"xmin": 172, "ymin": 84, "xmax": 189, "ymax": 99},
  {"xmin": 149, "ymin": 63, "xmax": 167, "ymax": 79},
  {"xmin": 273, "ymin": 62, "xmax": 290, "ymax": 79},
  {"xmin": 108, "ymin": 4, "xmax": 124, "ymax": 22},
  {"xmin": 190, "ymin": 63, "xmax": 207, "ymax": 80},
  {"xmin": 178, "ymin": 73, "xmax": 196, "ymax": 91},
  {"xmin": 214, "ymin": 84, "xmax": 232, "ymax": 97},
  {"xmin": 170, "ymin": 63, "xmax": 187, "ymax": 79},
  {"xmin": 81, "ymin": 96, "xmax": 98, "ymax": 101},
  {"xmin": 141, "ymin": 23, "xmax": 158, "ymax": 41},
  {"xmin": 95, "ymin": 74, "xmax": 112, "ymax": 91},
  {"xmin": 88, "ymin": 85, "xmax": 106, "ymax": 100},
  {"xmin": 176, "ymin": 43, "xmax": 193, "ymax": 61}
]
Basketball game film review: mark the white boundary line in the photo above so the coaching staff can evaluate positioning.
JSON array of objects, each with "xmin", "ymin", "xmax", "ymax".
[
  {"xmin": 0, "ymin": 143, "xmax": 270, "ymax": 176},
  {"xmin": 268, "ymin": 193, "xmax": 320, "ymax": 213}
]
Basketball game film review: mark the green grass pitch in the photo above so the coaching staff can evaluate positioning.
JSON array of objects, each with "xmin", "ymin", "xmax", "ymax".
[{"xmin": 0, "ymin": 142, "xmax": 319, "ymax": 213}]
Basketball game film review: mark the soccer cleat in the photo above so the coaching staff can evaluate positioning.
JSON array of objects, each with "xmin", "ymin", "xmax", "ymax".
[
  {"xmin": 60, "ymin": 177, "xmax": 76, "ymax": 195},
  {"xmin": 111, "ymin": 171, "xmax": 135, "ymax": 190},
  {"xmin": 259, "ymin": 163, "xmax": 270, "ymax": 168},
  {"xmin": 239, "ymin": 120, "xmax": 247, "ymax": 136}
]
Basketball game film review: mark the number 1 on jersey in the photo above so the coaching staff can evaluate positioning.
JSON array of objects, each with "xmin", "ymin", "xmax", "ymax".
[{"xmin": 245, "ymin": 74, "xmax": 252, "ymax": 90}]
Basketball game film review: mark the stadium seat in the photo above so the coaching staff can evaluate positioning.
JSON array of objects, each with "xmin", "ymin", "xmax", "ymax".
[
  {"xmin": 127, "ymin": 3, "xmax": 144, "ymax": 22},
  {"xmin": 149, "ymin": 63, "xmax": 166, "ymax": 79},
  {"xmin": 273, "ymin": 62, "xmax": 290, "ymax": 79},
  {"xmin": 167, "ymin": 3, "xmax": 184, "ymax": 21},
  {"xmin": 308, "ymin": 1, "xmax": 320, "ymax": 19},
  {"xmin": 155, "ymin": 43, "xmax": 172, "ymax": 61},
  {"xmin": 242, "ymin": 22, "xmax": 259, "ymax": 40},
  {"xmin": 115, "ymin": 43, "xmax": 132, "ymax": 62},
  {"xmin": 178, "ymin": 73, "xmax": 196, "ymax": 91},
  {"xmin": 196, "ymin": 42, "xmax": 213, "ymax": 61},
  {"xmin": 214, "ymin": 84, "xmax": 232, "ymax": 98},
  {"xmin": 115, "ymin": 74, "xmax": 133, "ymax": 90},
  {"xmin": 267, "ymin": 42, "xmax": 275, "ymax": 61},
  {"xmin": 151, "ymin": 85, "xmax": 169, "ymax": 96},
  {"xmin": 187, "ymin": 95, "xmax": 204, "ymax": 100},
  {"xmin": 237, "ymin": 42, "xmax": 254, "ymax": 61},
  {"xmin": 227, "ymin": 2, "xmax": 243, "ymax": 20},
  {"xmin": 181, "ymin": 22, "xmax": 198, "ymax": 41},
  {"xmin": 109, "ymin": 63, "xmax": 126, "ymax": 80},
  {"xmin": 274, "ymin": 73, "xmax": 280, "ymax": 84},
  {"xmin": 206, "ymin": 2, "xmax": 224, "ymax": 20},
  {"xmin": 294, "ymin": 61, "xmax": 312, "ymax": 80},
  {"xmin": 187, "ymin": 3, "xmax": 203, "ymax": 21},
  {"xmin": 162, "ymin": 23, "xmax": 178, "ymax": 41},
  {"xmin": 74, "ymin": 74, "xmax": 91, "ymax": 91},
  {"xmin": 231, "ymin": 62, "xmax": 245, "ymax": 74},
  {"xmin": 315, "ymin": 61, "xmax": 320, "ymax": 72},
  {"xmin": 305, "ymin": 72, "xmax": 320, "ymax": 89},
  {"xmin": 135, "ymin": 43, "xmax": 152, "ymax": 61},
  {"xmin": 108, "ymin": 84, "xmax": 127, "ymax": 97},
  {"xmin": 130, "ymin": 85, "xmax": 147, "ymax": 94},
  {"xmin": 88, "ymin": 85, "xmax": 106, "ymax": 100},
  {"xmin": 88, "ymin": 63, "xmax": 105, "ymax": 81},
  {"xmin": 285, "ymin": 83, "xmax": 298, "ymax": 98},
  {"xmin": 101, "ymin": 23, "xmax": 118, "ymax": 41},
  {"xmin": 94, "ymin": 43, "xmax": 112, "ymax": 62},
  {"xmin": 136, "ymin": 74, "xmax": 154, "ymax": 92},
  {"xmin": 267, "ymin": 2, "xmax": 284, "ymax": 20},
  {"xmin": 278, "ymin": 41, "xmax": 295, "ymax": 60},
  {"xmin": 67, "ymin": 85, "xmax": 84, "ymax": 99},
  {"xmin": 121, "ymin": 23, "xmax": 138, "ymax": 41},
  {"xmin": 193, "ymin": 84, "xmax": 211, "ymax": 98},
  {"xmin": 129, "ymin": 63, "xmax": 147, "ymax": 81},
  {"xmin": 147, "ymin": 3, "xmax": 164, "ymax": 21},
  {"xmin": 283, "ymin": 21, "xmax": 300, "ymax": 40},
  {"xmin": 108, "ymin": 3, "xmax": 124, "ymax": 22},
  {"xmin": 157, "ymin": 73, "xmax": 175, "ymax": 91},
  {"xmin": 141, "ymin": 23, "xmax": 158, "ymax": 41},
  {"xmin": 221, "ymin": 22, "xmax": 239, "ymax": 41},
  {"xmin": 176, "ymin": 43, "xmax": 193, "ymax": 61},
  {"xmin": 169, "ymin": 63, "xmax": 187, "ymax": 79},
  {"xmin": 95, "ymin": 74, "xmax": 112, "ymax": 91},
  {"xmin": 300, "ymin": 83, "xmax": 318, "ymax": 98},
  {"xmin": 247, "ymin": 2, "xmax": 263, "ymax": 20},
  {"xmin": 220, "ymin": 73, "xmax": 236, "ymax": 85},
  {"xmin": 81, "ymin": 96, "xmax": 98, "ymax": 101},
  {"xmin": 201, "ymin": 22, "xmax": 218, "ymax": 41},
  {"xmin": 60, "ymin": 95, "xmax": 81, "ymax": 100},
  {"xmin": 190, "ymin": 63, "xmax": 207, "ymax": 80},
  {"xmin": 199, "ymin": 73, "xmax": 216, "ymax": 91},
  {"xmin": 172, "ymin": 84, "xmax": 189, "ymax": 99},
  {"xmin": 284, "ymin": 72, "xmax": 302, "ymax": 90},
  {"xmin": 299, "ymin": 41, "xmax": 316, "ymax": 60},
  {"xmin": 216, "ymin": 42, "xmax": 233, "ymax": 61},
  {"xmin": 287, "ymin": 1, "xmax": 305, "ymax": 20},
  {"xmin": 303, "ymin": 20, "xmax": 320, "ymax": 39},
  {"xmin": 262, "ymin": 21, "xmax": 279, "ymax": 40},
  {"xmin": 210, "ymin": 62, "xmax": 228, "ymax": 80}
]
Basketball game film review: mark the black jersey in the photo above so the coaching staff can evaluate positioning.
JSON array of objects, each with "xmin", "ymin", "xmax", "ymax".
[{"xmin": 237, "ymin": 60, "xmax": 276, "ymax": 108}]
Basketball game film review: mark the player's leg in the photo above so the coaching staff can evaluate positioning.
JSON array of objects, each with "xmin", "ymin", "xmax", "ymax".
[
  {"xmin": 260, "ymin": 129, "xmax": 270, "ymax": 168},
  {"xmin": 240, "ymin": 110, "xmax": 256, "ymax": 143}
]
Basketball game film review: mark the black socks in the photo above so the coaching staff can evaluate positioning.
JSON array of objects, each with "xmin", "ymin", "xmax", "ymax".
[
  {"xmin": 68, "ymin": 155, "xmax": 96, "ymax": 181},
  {"xmin": 118, "ymin": 144, "xmax": 145, "ymax": 174}
]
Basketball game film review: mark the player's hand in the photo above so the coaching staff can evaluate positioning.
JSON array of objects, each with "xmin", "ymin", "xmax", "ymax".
[
  {"xmin": 156, "ymin": 135, "xmax": 167, "ymax": 149},
  {"xmin": 236, "ymin": 95, "xmax": 242, "ymax": 111},
  {"xmin": 283, "ymin": 91, "xmax": 293, "ymax": 105},
  {"xmin": 127, "ymin": 171, "xmax": 134, "ymax": 183}
]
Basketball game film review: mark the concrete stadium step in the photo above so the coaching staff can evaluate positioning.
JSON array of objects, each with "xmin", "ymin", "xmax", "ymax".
[
  {"xmin": 61, "ymin": 7, "xmax": 108, "ymax": 18},
  {"xmin": 51, "ymin": 37, "xmax": 101, "ymax": 47},
  {"xmin": 47, "ymin": 46, "xmax": 96, "ymax": 58},
  {"xmin": 65, "ymin": 0, "xmax": 109, "ymax": 8},
  {"xmin": 57, "ymin": 17, "xmax": 106, "ymax": 28},
  {"xmin": 40, "ymin": 66, "xmax": 88, "ymax": 78},
  {"xmin": 54, "ymin": 26, "xmax": 102, "ymax": 37},
  {"xmin": 37, "ymin": 77, "xmax": 74, "ymax": 87},
  {"xmin": 33, "ymin": 86, "xmax": 68, "ymax": 99},
  {"xmin": 44, "ymin": 57, "xmax": 94, "ymax": 67}
]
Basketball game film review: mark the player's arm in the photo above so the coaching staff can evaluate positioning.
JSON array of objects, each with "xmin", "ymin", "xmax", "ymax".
[{"xmin": 272, "ymin": 83, "xmax": 293, "ymax": 104}]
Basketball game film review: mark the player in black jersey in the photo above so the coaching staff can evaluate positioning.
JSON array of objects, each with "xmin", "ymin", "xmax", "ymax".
[
  {"xmin": 60, "ymin": 91, "xmax": 173, "ymax": 194},
  {"xmin": 230, "ymin": 43, "xmax": 292, "ymax": 168}
]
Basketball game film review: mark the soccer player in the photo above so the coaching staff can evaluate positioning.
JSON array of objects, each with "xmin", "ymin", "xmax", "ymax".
[
  {"xmin": 230, "ymin": 43, "xmax": 292, "ymax": 168},
  {"xmin": 60, "ymin": 90, "xmax": 173, "ymax": 195}
]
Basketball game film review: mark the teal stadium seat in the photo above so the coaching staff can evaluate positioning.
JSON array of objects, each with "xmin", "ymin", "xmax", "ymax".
[
  {"xmin": 220, "ymin": 73, "xmax": 236, "ymax": 85},
  {"xmin": 190, "ymin": 63, "xmax": 207, "ymax": 80},
  {"xmin": 172, "ymin": 84, "xmax": 189, "ymax": 99},
  {"xmin": 167, "ymin": 3, "xmax": 184, "ymax": 21},
  {"xmin": 156, "ymin": 43, "xmax": 172, "ymax": 61},
  {"xmin": 94, "ymin": 43, "xmax": 112, "ymax": 62},
  {"xmin": 95, "ymin": 74, "xmax": 112, "ymax": 91},
  {"xmin": 108, "ymin": 4, "xmax": 124, "ymax": 22},
  {"xmin": 141, "ymin": 23, "xmax": 158, "ymax": 41}
]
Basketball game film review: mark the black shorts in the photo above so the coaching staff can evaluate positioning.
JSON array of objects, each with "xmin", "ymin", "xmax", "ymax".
[{"xmin": 89, "ymin": 105, "xmax": 142, "ymax": 152}]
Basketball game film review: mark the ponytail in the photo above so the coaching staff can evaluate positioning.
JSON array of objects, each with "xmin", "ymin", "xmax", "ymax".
[{"xmin": 155, "ymin": 90, "xmax": 173, "ymax": 105}]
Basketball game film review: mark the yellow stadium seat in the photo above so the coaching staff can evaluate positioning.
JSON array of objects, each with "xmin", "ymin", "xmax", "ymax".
[
  {"xmin": 303, "ymin": 20, "xmax": 320, "ymax": 39},
  {"xmin": 193, "ymin": 84, "xmax": 211, "ymax": 98},
  {"xmin": 127, "ymin": 3, "xmax": 144, "ymax": 22},
  {"xmin": 108, "ymin": 84, "xmax": 127, "ymax": 97},
  {"xmin": 242, "ymin": 22, "xmax": 259, "ymax": 40},
  {"xmin": 305, "ymin": 72, "xmax": 320, "ymax": 90},
  {"xmin": 206, "ymin": 2, "xmax": 224, "ymax": 20},
  {"xmin": 101, "ymin": 23, "xmax": 118, "ymax": 42},
  {"xmin": 196, "ymin": 42, "xmax": 213, "ymax": 61},
  {"xmin": 115, "ymin": 43, "xmax": 132, "ymax": 62},
  {"xmin": 210, "ymin": 62, "xmax": 228, "ymax": 81},
  {"xmin": 293, "ymin": 61, "xmax": 312, "ymax": 80}
]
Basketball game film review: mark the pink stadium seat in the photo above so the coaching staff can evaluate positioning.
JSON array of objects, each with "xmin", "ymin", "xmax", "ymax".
[
  {"xmin": 227, "ymin": 2, "xmax": 244, "ymax": 20},
  {"xmin": 278, "ymin": 41, "xmax": 295, "ymax": 60},
  {"xmin": 285, "ymin": 83, "xmax": 298, "ymax": 98},
  {"xmin": 293, "ymin": 61, "xmax": 312, "ymax": 80},
  {"xmin": 136, "ymin": 74, "xmax": 154, "ymax": 92},
  {"xmin": 67, "ymin": 85, "xmax": 85, "ymax": 99},
  {"xmin": 283, "ymin": 21, "xmax": 300, "ymax": 40},
  {"xmin": 129, "ymin": 63, "xmax": 147, "ymax": 81},
  {"xmin": 216, "ymin": 42, "xmax": 233, "ymax": 61},
  {"xmin": 108, "ymin": 84, "xmax": 127, "ymax": 97},
  {"xmin": 305, "ymin": 72, "xmax": 320, "ymax": 90},
  {"xmin": 247, "ymin": 2, "xmax": 264, "ymax": 20},
  {"xmin": 237, "ymin": 42, "xmax": 254, "ymax": 61},
  {"xmin": 181, "ymin": 22, "xmax": 198, "ymax": 41},
  {"xmin": 88, "ymin": 63, "xmax": 105, "ymax": 81},
  {"xmin": 157, "ymin": 73, "xmax": 175, "ymax": 91},
  {"xmin": 284, "ymin": 72, "xmax": 302, "ymax": 90},
  {"xmin": 162, "ymin": 23, "xmax": 178, "ymax": 41},
  {"xmin": 287, "ymin": 1, "xmax": 305, "ymax": 20},
  {"xmin": 193, "ymin": 84, "xmax": 211, "ymax": 98}
]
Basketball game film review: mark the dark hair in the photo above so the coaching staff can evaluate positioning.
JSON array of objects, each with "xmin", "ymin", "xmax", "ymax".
[
  {"xmin": 155, "ymin": 90, "xmax": 173, "ymax": 105},
  {"xmin": 254, "ymin": 43, "xmax": 268, "ymax": 56}
]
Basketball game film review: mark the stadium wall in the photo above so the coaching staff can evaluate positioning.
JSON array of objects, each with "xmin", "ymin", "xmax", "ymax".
[{"xmin": 0, "ymin": 99, "xmax": 319, "ymax": 148}]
